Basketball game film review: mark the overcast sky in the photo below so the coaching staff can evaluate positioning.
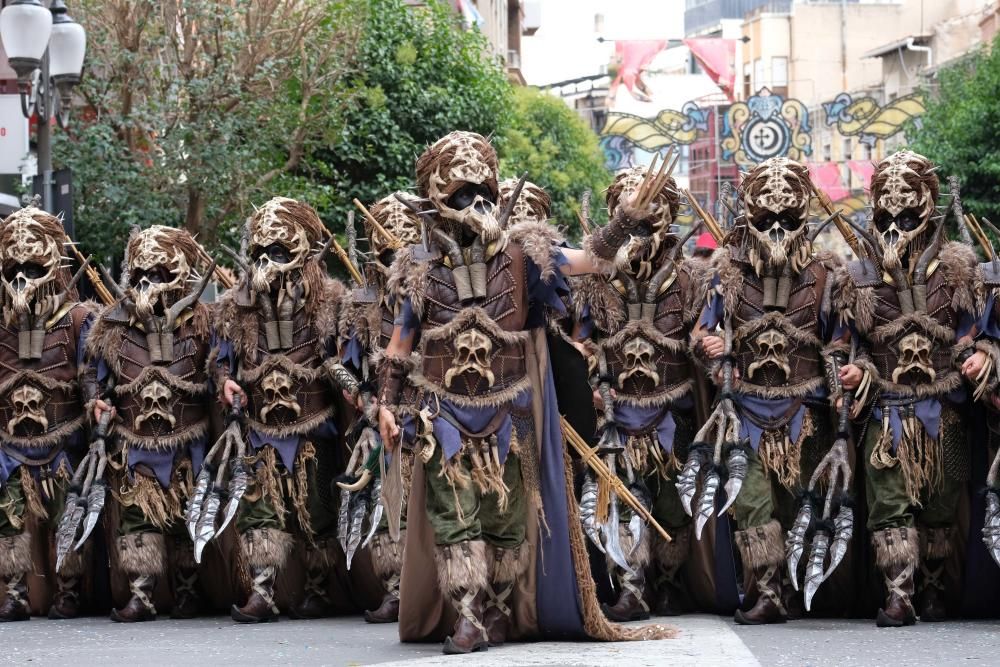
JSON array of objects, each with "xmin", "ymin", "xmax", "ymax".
[{"xmin": 521, "ymin": 0, "xmax": 685, "ymax": 86}]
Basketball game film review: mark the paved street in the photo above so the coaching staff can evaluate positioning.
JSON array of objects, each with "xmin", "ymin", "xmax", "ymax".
[{"xmin": 4, "ymin": 613, "xmax": 999, "ymax": 666}]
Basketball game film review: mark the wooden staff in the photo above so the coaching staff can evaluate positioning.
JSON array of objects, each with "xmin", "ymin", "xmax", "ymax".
[
  {"xmin": 561, "ymin": 416, "xmax": 671, "ymax": 542},
  {"xmin": 352, "ymin": 198, "xmax": 402, "ymax": 250},
  {"xmin": 322, "ymin": 226, "xmax": 364, "ymax": 285},
  {"xmin": 67, "ymin": 243, "xmax": 114, "ymax": 305},
  {"xmin": 682, "ymin": 188, "xmax": 725, "ymax": 243},
  {"xmin": 194, "ymin": 245, "xmax": 234, "ymax": 290},
  {"xmin": 965, "ymin": 213, "xmax": 994, "ymax": 260},
  {"xmin": 811, "ymin": 185, "xmax": 863, "ymax": 257}
]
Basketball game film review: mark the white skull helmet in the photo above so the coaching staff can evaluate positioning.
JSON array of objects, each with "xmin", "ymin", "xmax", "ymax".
[
  {"xmin": 0, "ymin": 206, "xmax": 68, "ymax": 319},
  {"xmin": 498, "ymin": 178, "xmax": 550, "ymax": 228},
  {"xmin": 605, "ymin": 165, "xmax": 680, "ymax": 273},
  {"xmin": 741, "ymin": 157, "xmax": 812, "ymax": 273},
  {"xmin": 416, "ymin": 131, "xmax": 502, "ymax": 242},
  {"xmin": 870, "ymin": 151, "xmax": 939, "ymax": 271},
  {"xmin": 123, "ymin": 226, "xmax": 199, "ymax": 319},
  {"xmin": 246, "ymin": 197, "xmax": 326, "ymax": 294},
  {"xmin": 367, "ymin": 193, "xmax": 422, "ymax": 268}
]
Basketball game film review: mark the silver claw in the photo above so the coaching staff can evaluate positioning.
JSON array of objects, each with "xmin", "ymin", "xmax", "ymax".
[
  {"xmin": 345, "ymin": 494, "xmax": 368, "ymax": 570},
  {"xmin": 719, "ymin": 448, "xmax": 747, "ymax": 515},
  {"xmin": 786, "ymin": 502, "xmax": 812, "ymax": 591},
  {"xmin": 75, "ymin": 481, "xmax": 107, "ymax": 550},
  {"xmin": 602, "ymin": 494, "xmax": 635, "ymax": 575},
  {"xmin": 983, "ymin": 491, "xmax": 1000, "ymax": 568},
  {"xmin": 579, "ymin": 474, "xmax": 605, "ymax": 552},
  {"xmin": 676, "ymin": 453, "xmax": 702, "ymax": 516},
  {"xmin": 694, "ymin": 469, "xmax": 719, "ymax": 540},
  {"xmin": 824, "ymin": 504, "xmax": 854, "ymax": 581},
  {"xmin": 803, "ymin": 531, "xmax": 830, "ymax": 612},
  {"xmin": 337, "ymin": 487, "xmax": 351, "ymax": 554},
  {"xmin": 55, "ymin": 491, "xmax": 85, "ymax": 573},
  {"xmin": 186, "ymin": 467, "xmax": 211, "ymax": 541},
  {"xmin": 193, "ymin": 488, "xmax": 221, "ymax": 564},
  {"xmin": 215, "ymin": 459, "xmax": 249, "ymax": 538},
  {"xmin": 362, "ymin": 478, "xmax": 384, "ymax": 549}
]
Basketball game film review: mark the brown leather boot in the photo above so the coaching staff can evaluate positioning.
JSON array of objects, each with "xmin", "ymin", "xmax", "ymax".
[
  {"xmin": 231, "ymin": 565, "xmax": 280, "ymax": 623},
  {"xmin": 364, "ymin": 573, "xmax": 400, "ymax": 623},
  {"xmin": 289, "ymin": 568, "xmax": 334, "ymax": 619},
  {"xmin": 483, "ymin": 580, "xmax": 514, "ymax": 646},
  {"xmin": 734, "ymin": 521, "xmax": 787, "ymax": 625},
  {"xmin": 442, "ymin": 588, "xmax": 489, "ymax": 655},
  {"xmin": 734, "ymin": 563, "xmax": 787, "ymax": 625},
  {"xmin": 0, "ymin": 573, "xmax": 30, "ymax": 622},
  {"xmin": 170, "ymin": 566, "xmax": 201, "ymax": 619},
  {"xmin": 47, "ymin": 574, "xmax": 81, "ymax": 620},
  {"xmin": 874, "ymin": 526, "xmax": 918, "ymax": 628},
  {"xmin": 602, "ymin": 567, "xmax": 651, "ymax": 622},
  {"xmin": 781, "ymin": 573, "xmax": 805, "ymax": 621},
  {"xmin": 111, "ymin": 574, "xmax": 157, "ymax": 623}
]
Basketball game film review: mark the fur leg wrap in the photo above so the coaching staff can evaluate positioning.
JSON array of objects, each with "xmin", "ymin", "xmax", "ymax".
[
  {"xmin": 654, "ymin": 524, "xmax": 689, "ymax": 572},
  {"xmin": 734, "ymin": 519, "xmax": 784, "ymax": 570},
  {"xmin": 873, "ymin": 526, "xmax": 919, "ymax": 569},
  {"xmin": 59, "ymin": 541, "xmax": 89, "ymax": 578},
  {"xmin": 241, "ymin": 528, "xmax": 294, "ymax": 571},
  {"xmin": 0, "ymin": 533, "xmax": 31, "ymax": 577},
  {"xmin": 487, "ymin": 542, "xmax": 530, "ymax": 584},
  {"xmin": 303, "ymin": 537, "xmax": 339, "ymax": 571},
  {"xmin": 170, "ymin": 536, "xmax": 197, "ymax": 571},
  {"xmin": 117, "ymin": 532, "xmax": 166, "ymax": 577},
  {"xmin": 609, "ymin": 522, "xmax": 652, "ymax": 569},
  {"xmin": 434, "ymin": 540, "xmax": 488, "ymax": 596},
  {"xmin": 919, "ymin": 526, "xmax": 953, "ymax": 560},
  {"xmin": 370, "ymin": 530, "xmax": 405, "ymax": 580}
]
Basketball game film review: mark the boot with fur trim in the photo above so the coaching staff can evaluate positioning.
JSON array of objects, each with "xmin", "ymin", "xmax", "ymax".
[
  {"xmin": 0, "ymin": 533, "xmax": 31, "ymax": 622},
  {"xmin": 734, "ymin": 520, "xmax": 787, "ymax": 625},
  {"xmin": 365, "ymin": 530, "xmax": 404, "ymax": 624},
  {"xmin": 917, "ymin": 527, "xmax": 951, "ymax": 623},
  {"xmin": 874, "ymin": 526, "xmax": 918, "ymax": 628},
  {"xmin": 111, "ymin": 532, "xmax": 165, "ymax": 623},
  {"xmin": 231, "ymin": 528, "xmax": 293, "ymax": 623},
  {"xmin": 170, "ymin": 539, "xmax": 201, "ymax": 619},
  {"xmin": 49, "ymin": 542, "xmax": 88, "ymax": 620},
  {"xmin": 653, "ymin": 527, "xmax": 689, "ymax": 617},
  {"xmin": 290, "ymin": 539, "xmax": 337, "ymax": 619},
  {"xmin": 602, "ymin": 523, "xmax": 651, "ymax": 622},
  {"xmin": 484, "ymin": 543, "xmax": 529, "ymax": 646},
  {"xmin": 436, "ymin": 541, "xmax": 489, "ymax": 655}
]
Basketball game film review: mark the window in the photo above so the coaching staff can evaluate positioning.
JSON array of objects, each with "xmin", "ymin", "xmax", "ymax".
[
  {"xmin": 842, "ymin": 138, "xmax": 853, "ymax": 161},
  {"xmin": 823, "ymin": 143, "xmax": 832, "ymax": 162},
  {"xmin": 754, "ymin": 58, "xmax": 765, "ymax": 88},
  {"xmin": 772, "ymin": 57, "xmax": 788, "ymax": 87}
]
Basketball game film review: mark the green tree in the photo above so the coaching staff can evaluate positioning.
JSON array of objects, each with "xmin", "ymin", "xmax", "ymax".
[
  {"xmin": 497, "ymin": 87, "xmax": 611, "ymax": 237},
  {"xmin": 292, "ymin": 0, "xmax": 513, "ymax": 233},
  {"xmin": 908, "ymin": 39, "xmax": 1000, "ymax": 220}
]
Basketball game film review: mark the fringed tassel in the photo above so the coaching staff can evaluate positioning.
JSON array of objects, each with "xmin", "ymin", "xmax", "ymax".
[
  {"xmin": 292, "ymin": 441, "xmax": 317, "ymax": 543},
  {"xmin": 254, "ymin": 446, "xmax": 288, "ymax": 526},
  {"xmin": 758, "ymin": 411, "xmax": 810, "ymax": 492},
  {"xmin": 870, "ymin": 412, "xmax": 943, "ymax": 506},
  {"xmin": 20, "ymin": 466, "xmax": 48, "ymax": 521},
  {"xmin": 512, "ymin": 426, "xmax": 547, "ymax": 535},
  {"xmin": 115, "ymin": 471, "xmax": 185, "ymax": 531}
]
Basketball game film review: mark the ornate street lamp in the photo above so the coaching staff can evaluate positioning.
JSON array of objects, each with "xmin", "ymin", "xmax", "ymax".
[{"xmin": 0, "ymin": 0, "xmax": 86, "ymax": 212}]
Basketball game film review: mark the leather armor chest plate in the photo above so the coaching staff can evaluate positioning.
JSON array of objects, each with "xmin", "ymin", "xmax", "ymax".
[
  {"xmin": 112, "ymin": 315, "xmax": 211, "ymax": 448},
  {"xmin": 600, "ymin": 271, "xmax": 692, "ymax": 403},
  {"xmin": 239, "ymin": 304, "xmax": 331, "ymax": 434},
  {"xmin": 867, "ymin": 269, "xmax": 955, "ymax": 388},
  {"xmin": 731, "ymin": 261, "xmax": 826, "ymax": 391},
  {"xmin": 418, "ymin": 243, "xmax": 531, "ymax": 403},
  {"xmin": 0, "ymin": 309, "xmax": 84, "ymax": 443}
]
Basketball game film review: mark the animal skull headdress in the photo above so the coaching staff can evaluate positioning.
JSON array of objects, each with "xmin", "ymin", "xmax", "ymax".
[
  {"xmin": 416, "ymin": 131, "xmax": 502, "ymax": 242},
  {"xmin": 246, "ymin": 196, "xmax": 326, "ymax": 294},
  {"xmin": 606, "ymin": 165, "xmax": 680, "ymax": 272},
  {"xmin": 740, "ymin": 157, "xmax": 812, "ymax": 274},
  {"xmin": 869, "ymin": 150, "xmax": 939, "ymax": 271},
  {"xmin": 367, "ymin": 193, "xmax": 422, "ymax": 265},
  {"xmin": 123, "ymin": 226, "xmax": 201, "ymax": 319},
  {"xmin": 498, "ymin": 178, "xmax": 550, "ymax": 228},
  {"xmin": 0, "ymin": 206, "xmax": 70, "ymax": 319}
]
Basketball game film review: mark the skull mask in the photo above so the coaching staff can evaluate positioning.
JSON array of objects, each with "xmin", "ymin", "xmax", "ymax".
[
  {"xmin": 246, "ymin": 197, "xmax": 323, "ymax": 295},
  {"xmin": 870, "ymin": 151, "xmax": 938, "ymax": 271},
  {"xmin": 606, "ymin": 165, "xmax": 680, "ymax": 275},
  {"xmin": 444, "ymin": 328, "xmax": 495, "ymax": 388},
  {"xmin": 367, "ymin": 193, "xmax": 422, "ymax": 270},
  {"xmin": 0, "ymin": 207, "xmax": 66, "ymax": 319},
  {"xmin": 741, "ymin": 158, "xmax": 812, "ymax": 273},
  {"xmin": 124, "ymin": 226, "xmax": 195, "ymax": 320},
  {"xmin": 417, "ymin": 131, "xmax": 502, "ymax": 242},
  {"xmin": 498, "ymin": 178, "xmax": 551, "ymax": 228}
]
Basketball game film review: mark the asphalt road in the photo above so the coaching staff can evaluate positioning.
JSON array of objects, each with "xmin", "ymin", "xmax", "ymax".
[{"xmin": 3, "ymin": 613, "xmax": 999, "ymax": 666}]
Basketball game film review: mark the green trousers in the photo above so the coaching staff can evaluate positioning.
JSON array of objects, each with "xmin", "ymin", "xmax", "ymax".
[
  {"xmin": 424, "ymin": 448, "xmax": 527, "ymax": 549},
  {"xmin": 862, "ymin": 414, "xmax": 965, "ymax": 531},
  {"xmin": 731, "ymin": 406, "xmax": 832, "ymax": 531},
  {"xmin": 0, "ymin": 471, "xmax": 65, "ymax": 538}
]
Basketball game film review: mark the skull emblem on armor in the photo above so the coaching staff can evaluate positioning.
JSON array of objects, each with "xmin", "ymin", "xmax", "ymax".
[
  {"xmin": 617, "ymin": 336, "xmax": 660, "ymax": 387},
  {"xmin": 747, "ymin": 329, "xmax": 792, "ymax": 381},
  {"xmin": 134, "ymin": 380, "xmax": 177, "ymax": 431},
  {"xmin": 8, "ymin": 384, "xmax": 48, "ymax": 434},
  {"xmin": 260, "ymin": 368, "xmax": 301, "ymax": 423},
  {"xmin": 444, "ymin": 328, "xmax": 495, "ymax": 389},
  {"xmin": 893, "ymin": 332, "xmax": 936, "ymax": 383}
]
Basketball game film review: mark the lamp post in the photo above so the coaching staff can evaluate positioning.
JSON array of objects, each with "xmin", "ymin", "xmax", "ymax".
[{"xmin": 0, "ymin": 0, "xmax": 86, "ymax": 214}]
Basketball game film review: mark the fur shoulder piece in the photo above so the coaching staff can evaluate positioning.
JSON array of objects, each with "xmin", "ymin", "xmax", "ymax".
[
  {"xmin": 571, "ymin": 274, "xmax": 625, "ymax": 334},
  {"xmin": 709, "ymin": 247, "xmax": 744, "ymax": 316},
  {"xmin": 337, "ymin": 287, "xmax": 383, "ymax": 350},
  {"xmin": 212, "ymin": 288, "xmax": 244, "ymax": 346},
  {"xmin": 386, "ymin": 244, "xmax": 434, "ymax": 320},
  {"xmin": 937, "ymin": 240, "xmax": 980, "ymax": 316},
  {"xmin": 310, "ymin": 275, "xmax": 347, "ymax": 348},
  {"xmin": 507, "ymin": 221, "xmax": 565, "ymax": 282},
  {"xmin": 680, "ymin": 257, "xmax": 714, "ymax": 325}
]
